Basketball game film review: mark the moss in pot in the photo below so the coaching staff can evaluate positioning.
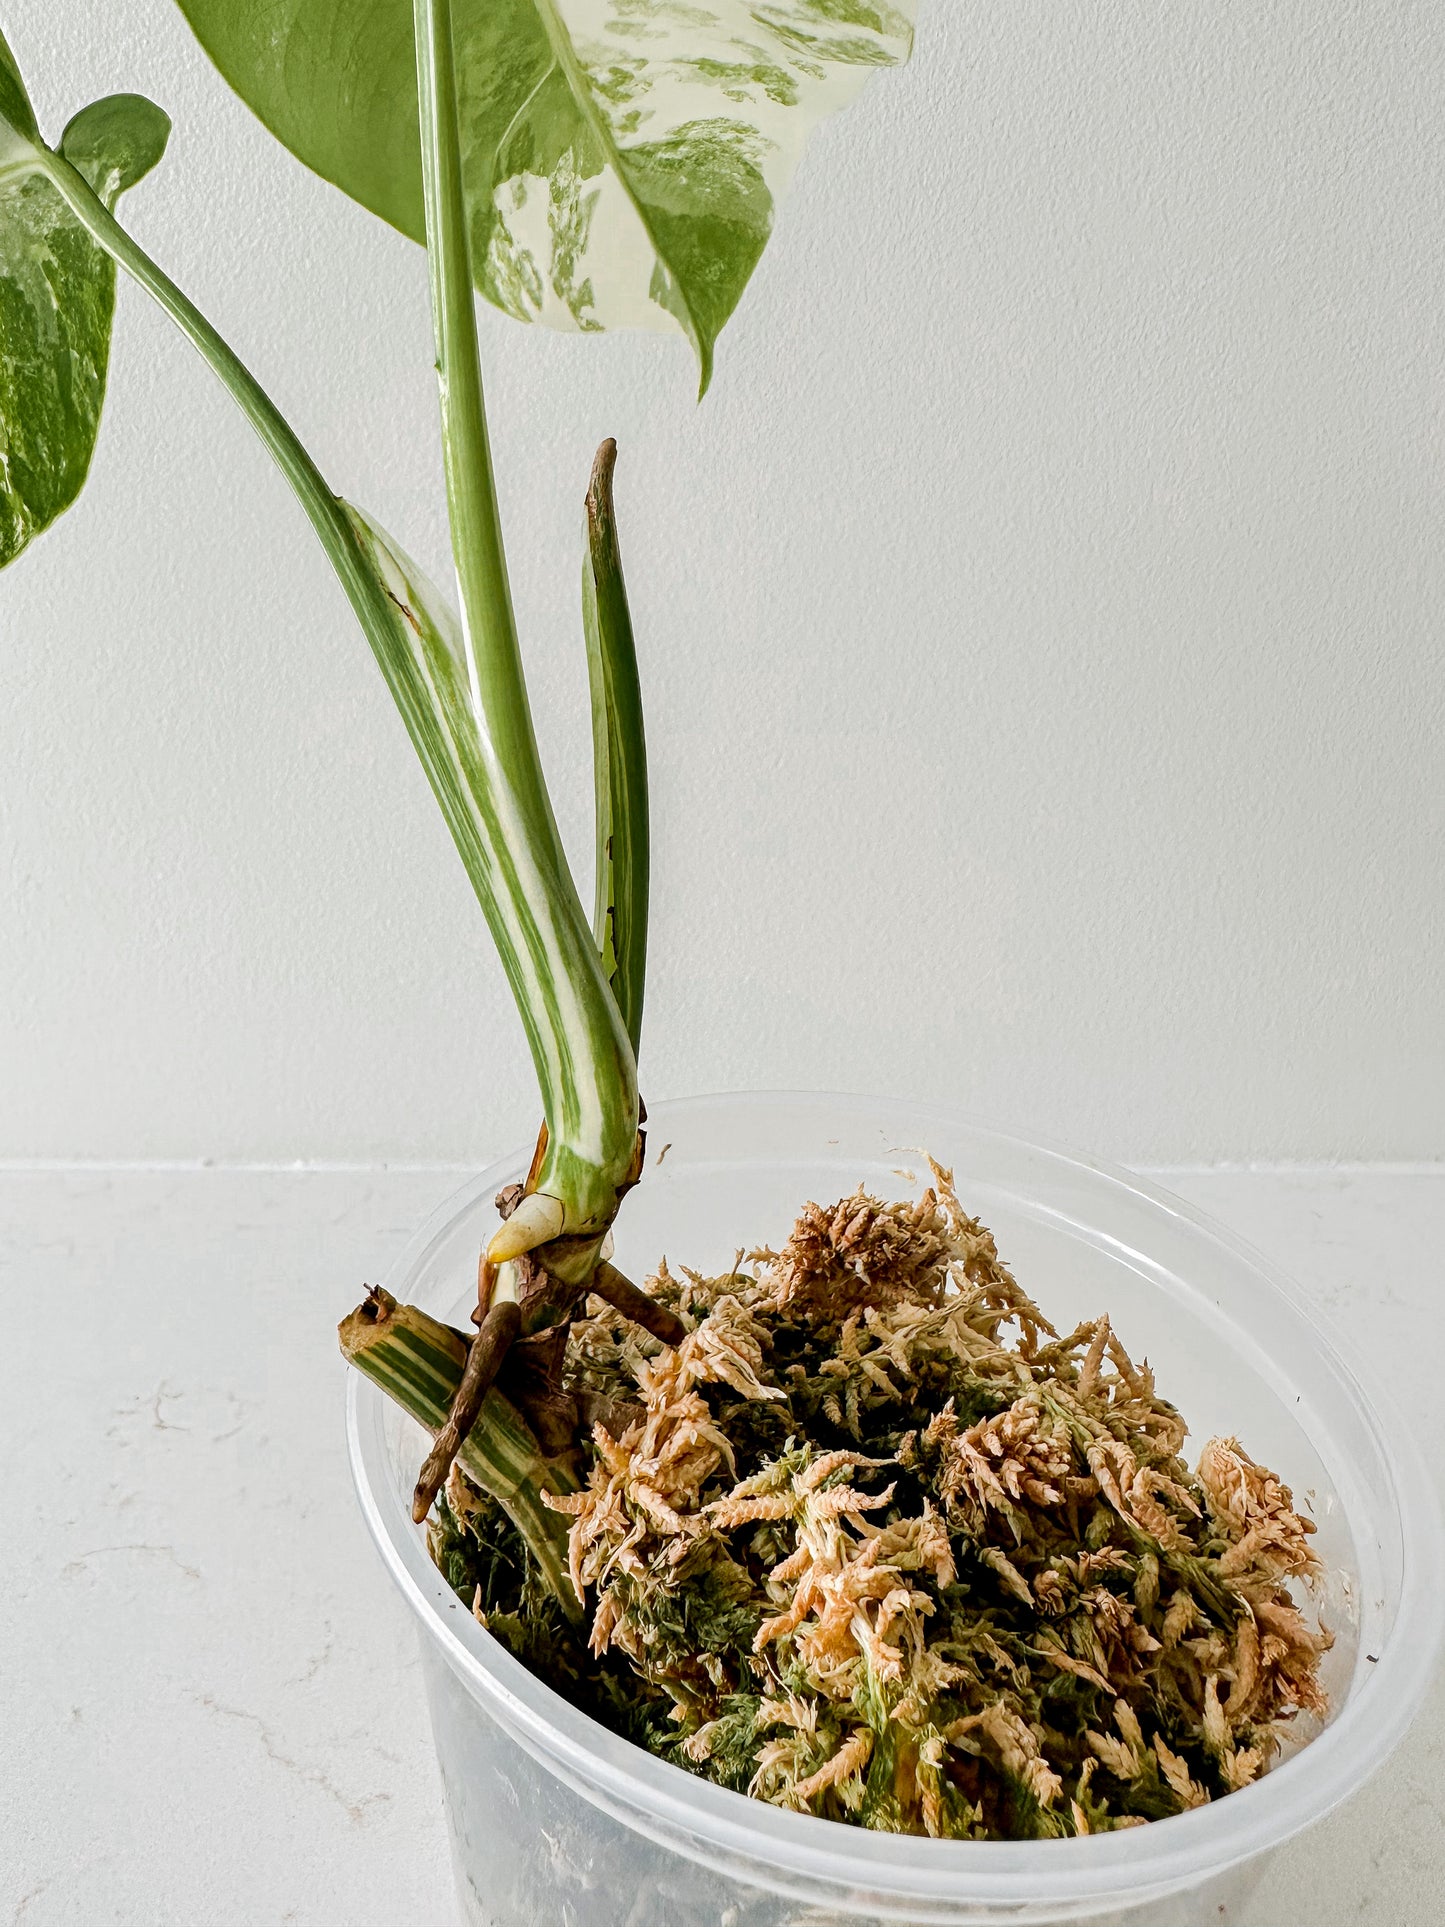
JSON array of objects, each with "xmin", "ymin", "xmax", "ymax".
[
  {"xmin": 343, "ymin": 1159, "xmax": 1330, "ymax": 1840},
  {"xmin": 0, "ymin": 0, "xmax": 1414, "ymax": 1896}
]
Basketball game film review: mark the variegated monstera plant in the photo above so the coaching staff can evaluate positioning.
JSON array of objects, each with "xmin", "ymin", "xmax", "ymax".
[{"xmin": 0, "ymin": 4, "xmax": 914, "ymax": 1570}]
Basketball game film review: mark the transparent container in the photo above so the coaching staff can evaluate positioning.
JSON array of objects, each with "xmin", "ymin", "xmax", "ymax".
[{"xmin": 347, "ymin": 1092, "xmax": 1442, "ymax": 1926}]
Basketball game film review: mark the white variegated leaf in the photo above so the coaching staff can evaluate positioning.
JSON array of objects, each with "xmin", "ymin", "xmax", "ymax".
[{"xmin": 176, "ymin": 0, "xmax": 917, "ymax": 384}]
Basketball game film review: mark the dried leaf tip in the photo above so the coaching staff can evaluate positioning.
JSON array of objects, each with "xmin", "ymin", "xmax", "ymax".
[{"xmin": 587, "ymin": 437, "xmax": 619, "ymax": 526}]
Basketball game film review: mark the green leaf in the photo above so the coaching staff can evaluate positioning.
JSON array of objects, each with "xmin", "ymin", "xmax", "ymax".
[
  {"xmin": 174, "ymin": 0, "xmax": 916, "ymax": 387},
  {"xmin": 583, "ymin": 438, "xmax": 648, "ymax": 1057},
  {"xmin": 0, "ymin": 30, "xmax": 40, "ymax": 153},
  {"xmin": 60, "ymin": 94, "xmax": 172, "ymax": 204},
  {"xmin": 0, "ymin": 46, "xmax": 170, "ymax": 567}
]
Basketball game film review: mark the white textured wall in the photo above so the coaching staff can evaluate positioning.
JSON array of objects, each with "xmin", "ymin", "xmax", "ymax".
[{"xmin": 2, "ymin": 2, "xmax": 1442, "ymax": 1165}]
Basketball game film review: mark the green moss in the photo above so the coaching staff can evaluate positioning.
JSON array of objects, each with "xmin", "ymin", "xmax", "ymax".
[{"xmin": 426, "ymin": 1180, "xmax": 1330, "ymax": 1841}]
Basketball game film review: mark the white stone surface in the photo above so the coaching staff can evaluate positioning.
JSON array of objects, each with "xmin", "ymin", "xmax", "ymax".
[
  {"xmin": 2, "ymin": 4, "xmax": 1444, "ymax": 1165},
  {"xmin": 2, "ymin": 1163, "xmax": 1441, "ymax": 1925}
]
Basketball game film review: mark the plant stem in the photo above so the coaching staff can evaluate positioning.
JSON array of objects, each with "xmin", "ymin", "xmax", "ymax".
[
  {"xmin": 340, "ymin": 1288, "xmax": 582, "ymax": 1619},
  {"xmin": 44, "ymin": 144, "xmax": 641, "ymax": 1239},
  {"xmin": 411, "ymin": 0, "xmax": 640, "ymax": 1232},
  {"xmin": 412, "ymin": 0, "xmax": 563, "ymax": 891},
  {"xmin": 39, "ymin": 154, "xmax": 386, "ymax": 639}
]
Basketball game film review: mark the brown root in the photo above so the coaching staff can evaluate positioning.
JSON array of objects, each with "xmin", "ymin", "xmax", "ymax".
[
  {"xmin": 411, "ymin": 1298, "xmax": 522, "ymax": 1522},
  {"xmin": 588, "ymin": 1260, "xmax": 688, "ymax": 1347}
]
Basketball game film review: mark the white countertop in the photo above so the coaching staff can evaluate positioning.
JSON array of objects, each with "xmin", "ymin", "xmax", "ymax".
[{"xmin": 3, "ymin": 1164, "xmax": 1441, "ymax": 1925}]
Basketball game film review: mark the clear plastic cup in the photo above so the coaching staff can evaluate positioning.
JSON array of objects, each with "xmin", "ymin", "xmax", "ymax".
[{"xmin": 347, "ymin": 1091, "xmax": 1442, "ymax": 1926}]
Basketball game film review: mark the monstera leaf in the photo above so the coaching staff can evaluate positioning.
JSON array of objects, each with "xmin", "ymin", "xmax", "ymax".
[
  {"xmin": 0, "ymin": 32, "xmax": 169, "ymax": 566},
  {"xmin": 175, "ymin": 0, "xmax": 915, "ymax": 387}
]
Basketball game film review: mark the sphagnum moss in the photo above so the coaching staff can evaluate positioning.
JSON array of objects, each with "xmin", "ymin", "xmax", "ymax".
[{"xmin": 427, "ymin": 1166, "xmax": 1330, "ymax": 1841}]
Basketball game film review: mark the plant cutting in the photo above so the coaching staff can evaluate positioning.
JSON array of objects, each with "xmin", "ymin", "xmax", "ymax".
[{"xmin": 2, "ymin": 5, "xmax": 1438, "ymax": 1919}]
